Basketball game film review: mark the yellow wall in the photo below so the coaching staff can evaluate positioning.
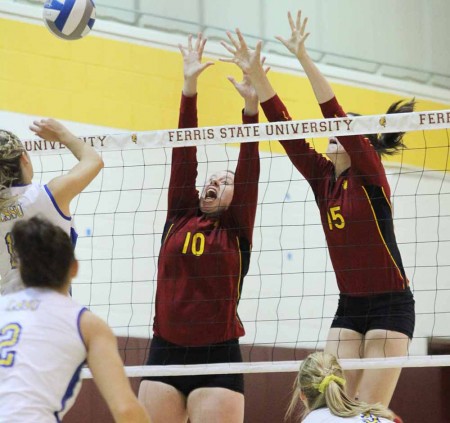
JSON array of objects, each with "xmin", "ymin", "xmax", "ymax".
[{"xmin": 1, "ymin": 18, "xmax": 449, "ymax": 170}]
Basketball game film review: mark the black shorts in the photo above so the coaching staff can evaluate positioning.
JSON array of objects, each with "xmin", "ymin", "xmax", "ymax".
[
  {"xmin": 141, "ymin": 336, "xmax": 244, "ymax": 397},
  {"xmin": 330, "ymin": 288, "xmax": 415, "ymax": 339}
]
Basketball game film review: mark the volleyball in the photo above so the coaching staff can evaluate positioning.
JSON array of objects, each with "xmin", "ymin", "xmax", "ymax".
[{"xmin": 43, "ymin": 0, "xmax": 96, "ymax": 40}]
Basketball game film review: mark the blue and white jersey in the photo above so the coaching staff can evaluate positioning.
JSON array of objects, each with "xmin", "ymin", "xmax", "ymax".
[
  {"xmin": 303, "ymin": 408, "xmax": 394, "ymax": 423},
  {"xmin": 0, "ymin": 183, "xmax": 77, "ymax": 295},
  {"xmin": 0, "ymin": 288, "xmax": 87, "ymax": 423}
]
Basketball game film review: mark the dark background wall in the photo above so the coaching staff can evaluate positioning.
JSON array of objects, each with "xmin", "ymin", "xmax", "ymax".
[{"xmin": 64, "ymin": 338, "xmax": 450, "ymax": 423}]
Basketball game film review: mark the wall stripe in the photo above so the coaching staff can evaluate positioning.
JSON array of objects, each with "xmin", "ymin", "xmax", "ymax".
[{"xmin": 1, "ymin": 17, "xmax": 449, "ymax": 171}]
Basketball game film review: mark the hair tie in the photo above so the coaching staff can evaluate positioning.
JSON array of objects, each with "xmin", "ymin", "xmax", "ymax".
[{"xmin": 314, "ymin": 374, "xmax": 346, "ymax": 393}]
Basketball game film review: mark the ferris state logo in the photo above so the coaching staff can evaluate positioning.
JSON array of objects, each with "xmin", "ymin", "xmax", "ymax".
[{"xmin": 379, "ymin": 116, "xmax": 387, "ymax": 127}]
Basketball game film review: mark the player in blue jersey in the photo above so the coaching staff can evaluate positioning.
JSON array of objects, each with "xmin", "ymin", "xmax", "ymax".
[
  {"xmin": 0, "ymin": 216, "xmax": 150, "ymax": 423},
  {"xmin": 0, "ymin": 119, "xmax": 103, "ymax": 294}
]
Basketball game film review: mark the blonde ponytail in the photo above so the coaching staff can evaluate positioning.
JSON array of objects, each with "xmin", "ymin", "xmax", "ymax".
[
  {"xmin": 285, "ymin": 352, "xmax": 394, "ymax": 421},
  {"xmin": 0, "ymin": 130, "xmax": 25, "ymax": 209}
]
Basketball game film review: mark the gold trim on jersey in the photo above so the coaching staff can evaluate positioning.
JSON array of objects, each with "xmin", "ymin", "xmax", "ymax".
[
  {"xmin": 361, "ymin": 186, "xmax": 405, "ymax": 285},
  {"xmin": 381, "ymin": 186, "xmax": 392, "ymax": 209},
  {"xmin": 163, "ymin": 223, "xmax": 174, "ymax": 244},
  {"xmin": 235, "ymin": 236, "xmax": 244, "ymax": 329}
]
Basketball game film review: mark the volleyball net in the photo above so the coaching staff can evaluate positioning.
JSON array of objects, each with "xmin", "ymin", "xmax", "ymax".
[{"xmin": 27, "ymin": 109, "xmax": 450, "ymax": 378}]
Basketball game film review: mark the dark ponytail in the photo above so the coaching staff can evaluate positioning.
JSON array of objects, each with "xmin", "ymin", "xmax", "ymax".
[{"xmin": 350, "ymin": 98, "xmax": 416, "ymax": 157}]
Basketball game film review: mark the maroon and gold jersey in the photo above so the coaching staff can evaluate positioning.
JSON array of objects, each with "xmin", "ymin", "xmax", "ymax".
[
  {"xmin": 261, "ymin": 95, "xmax": 408, "ymax": 296},
  {"xmin": 153, "ymin": 94, "xmax": 260, "ymax": 346}
]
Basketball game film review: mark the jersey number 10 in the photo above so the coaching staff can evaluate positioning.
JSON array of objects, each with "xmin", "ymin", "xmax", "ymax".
[{"xmin": 182, "ymin": 232, "xmax": 206, "ymax": 257}]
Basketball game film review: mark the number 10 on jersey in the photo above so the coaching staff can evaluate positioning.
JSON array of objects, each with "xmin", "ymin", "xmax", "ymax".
[{"xmin": 182, "ymin": 232, "xmax": 205, "ymax": 257}]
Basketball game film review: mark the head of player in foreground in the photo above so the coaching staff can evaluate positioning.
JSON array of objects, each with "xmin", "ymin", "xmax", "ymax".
[
  {"xmin": 11, "ymin": 216, "xmax": 151, "ymax": 423},
  {"xmin": 286, "ymin": 352, "xmax": 394, "ymax": 422}
]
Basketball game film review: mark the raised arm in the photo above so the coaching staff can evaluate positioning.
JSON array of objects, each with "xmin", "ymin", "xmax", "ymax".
[
  {"xmin": 80, "ymin": 311, "xmax": 151, "ymax": 423},
  {"xmin": 167, "ymin": 34, "xmax": 214, "ymax": 219},
  {"xmin": 226, "ymin": 70, "xmax": 261, "ymax": 240},
  {"xmin": 29, "ymin": 119, "xmax": 104, "ymax": 216},
  {"xmin": 276, "ymin": 11, "xmax": 333, "ymax": 104},
  {"xmin": 277, "ymin": 11, "xmax": 385, "ymax": 183},
  {"xmin": 220, "ymin": 30, "xmax": 330, "ymax": 191}
]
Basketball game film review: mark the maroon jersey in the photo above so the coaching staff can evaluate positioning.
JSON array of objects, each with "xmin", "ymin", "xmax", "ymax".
[
  {"xmin": 153, "ymin": 94, "xmax": 260, "ymax": 346},
  {"xmin": 261, "ymin": 95, "xmax": 408, "ymax": 296}
]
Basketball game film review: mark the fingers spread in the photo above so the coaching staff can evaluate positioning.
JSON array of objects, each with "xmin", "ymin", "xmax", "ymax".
[
  {"xmin": 199, "ymin": 37, "xmax": 207, "ymax": 57},
  {"xmin": 226, "ymin": 31, "xmax": 240, "ymax": 49},
  {"xmin": 235, "ymin": 29, "xmax": 247, "ymax": 50},
  {"xmin": 288, "ymin": 11, "xmax": 295, "ymax": 32},
  {"xmin": 254, "ymin": 40, "xmax": 262, "ymax": 58},
  {"xmin": 300, "ymin": 16, "xmax": 308, "ymax": 34},
  {"xmin": 221, "ymin": 40, "xmax": 236, "ymax": 54},
  {"xmin": 296, "ymin": 10, "xmax": 301, "ymax": 30}
]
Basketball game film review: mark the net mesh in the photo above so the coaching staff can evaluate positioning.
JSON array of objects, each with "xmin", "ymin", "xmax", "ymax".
[{"xmin": 26, "ymin": 111, "xmax": 450, "ymax": 376}]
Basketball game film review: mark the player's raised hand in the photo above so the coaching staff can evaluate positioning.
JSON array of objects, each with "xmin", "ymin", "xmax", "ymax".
[
  {"xmin": 276, "ymin": 10, "xmax": 310, "ymax": 59},
  {"xmin": 179, "ymin": 33, "xmax": 214, "ymax": 81},
  {"xmin": 30, "ymin": 118, "xmax": 71, "ymax": 143},
  {"xmin": 220, "ymin": 29, "xmax": 263, "ymax": 77},
  {"xmin": 227, "ymin": 57, "xmax": 270, "ymax": 116},
  {"xmin": 227, "ymin": 57, "xmax": 270, "ymax": 102}
]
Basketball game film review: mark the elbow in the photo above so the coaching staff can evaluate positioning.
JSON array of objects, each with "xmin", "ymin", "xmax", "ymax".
[
  {"xmin": 94, "ymin": 155, "xmax": 105, "ymax": 174},
  {"xmin": 97, "ymin": 155, "xmax": 105, "ymax": 170}
]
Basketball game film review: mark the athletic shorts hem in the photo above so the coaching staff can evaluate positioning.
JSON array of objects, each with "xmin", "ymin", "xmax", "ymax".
[
  {"xmin": 330, "ymin": 289, "xmax": 415, "ymax": 340},
  {"xmin": 330, "ymin": 322, "xmax": 414, "ymax": 340},
  {"xmin": 141, "ymin": 335, "xmax": 244, "ymax": 396}
]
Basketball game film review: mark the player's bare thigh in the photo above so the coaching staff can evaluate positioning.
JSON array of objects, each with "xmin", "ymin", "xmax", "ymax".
[
  {"xmin": 325, "ymin": 327, "xmax": 364, "ymax": 399},
  {"xmin": 325, "ymin": 327, "xmax": 364, "ymax": 358},
  {"xmin": 187, "ymin": 387, "xmax": 244, "ymax": 423},
  {"xmin": 357, "ymin": 329, "xmax": 409, "ymax": 406},
  {"xmin": 139, "ymin": 380, "xmax": 188, "ymax": 423}
]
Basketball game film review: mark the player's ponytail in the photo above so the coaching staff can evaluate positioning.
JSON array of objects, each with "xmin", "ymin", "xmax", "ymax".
[
  {"xmin": 0, "ymin": 130, "xmax": 26, "ymax": 208},
  {"xmin": 285, "ymin": 352, "xmax": 394, "ymax": 421},
  {"xmin": 349, "ymin": 99, "xmax": 416, "ymax": 157}
]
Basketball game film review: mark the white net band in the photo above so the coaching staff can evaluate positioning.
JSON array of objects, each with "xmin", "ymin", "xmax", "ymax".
[
  {"xmin": 80, "ymin": 355, "xmax": 450, "ymax": 379},
  {"xmin": 23, "ymin": 109, "xmax": 450, "ymax": 155}
]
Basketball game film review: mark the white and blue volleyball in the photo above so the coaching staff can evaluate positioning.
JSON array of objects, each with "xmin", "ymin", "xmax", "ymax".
[{"xmin": 43, "ymin": 0, "xmax": 96, "ymax": 40}]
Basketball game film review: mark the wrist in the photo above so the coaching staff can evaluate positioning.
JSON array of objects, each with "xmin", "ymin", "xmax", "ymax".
[
  {"xmin": 244, "ymin": 98, "xmax": 259, "ymax": 116},
  {"xmin": 296, "ymin": 50, "xmax": 309, "ymax": 63},
  {"xmin": 56, "ymin": 128, "xmax": 73, "ymax": 143},
  {"xmin": 183, "ymin": 77, "xmax": 198, "ymax": 97}
]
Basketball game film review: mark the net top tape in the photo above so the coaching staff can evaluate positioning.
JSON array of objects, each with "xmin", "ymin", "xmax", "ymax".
[
  {"xmin": 80, "ymin": 354, "xmax": 450, "ymax": 379},
  {"xmin": 23, "ymin": 109, "xmax": 450, "ymax": 156}
]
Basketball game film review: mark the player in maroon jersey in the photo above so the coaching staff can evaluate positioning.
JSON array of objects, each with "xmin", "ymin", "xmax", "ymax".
[
  {"xmin": 220, "ymin": 14, "xmax": 415, "ymax": 412},
  {"xmin": 138, "ymin": 34, "xmax": 261, "ymax": 423}
]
